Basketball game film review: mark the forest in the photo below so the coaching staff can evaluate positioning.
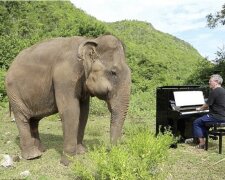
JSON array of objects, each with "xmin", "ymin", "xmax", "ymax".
[{"xmin": 1, "ymin": 1, "xmax": 225, "ymax": 179}]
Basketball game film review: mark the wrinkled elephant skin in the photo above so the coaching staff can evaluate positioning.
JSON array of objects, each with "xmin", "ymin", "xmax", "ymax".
[{"xmin": 5, "ymin": 35, "xmax": 131, "ymax": 165}]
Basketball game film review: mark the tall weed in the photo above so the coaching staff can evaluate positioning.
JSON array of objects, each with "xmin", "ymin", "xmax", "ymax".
[{"xmin": 72, "ymin": 126, "xmax": 173, "ymax": 179}]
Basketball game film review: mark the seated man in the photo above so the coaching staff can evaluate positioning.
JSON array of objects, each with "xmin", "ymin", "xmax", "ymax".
[{"xmin": 193, "ymin": 74, "xmax": 225, "ymax": 148}]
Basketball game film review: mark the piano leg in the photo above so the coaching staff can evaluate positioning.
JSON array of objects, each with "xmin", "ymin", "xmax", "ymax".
[
  {"xmin": 172, "ymin": 118, "xmax": 178, "ymax": 137},
  {"xmin": 156, "ymin": 122, "xmax": 159, "ymax": 136},
  {"xmin": 205, "ymin": 135, "xmax": 209, "ymax": 150}
]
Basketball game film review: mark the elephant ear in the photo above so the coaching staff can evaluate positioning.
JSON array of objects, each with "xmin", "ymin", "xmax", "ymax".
[{"xmin": 78, "ymin": 40, "xmax": 98, "ymax": 78}]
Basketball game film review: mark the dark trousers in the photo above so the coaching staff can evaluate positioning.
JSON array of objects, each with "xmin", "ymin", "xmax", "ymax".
[{"xmin": 193, "ymin": 114, "xmax": 225, "ymax": 138}]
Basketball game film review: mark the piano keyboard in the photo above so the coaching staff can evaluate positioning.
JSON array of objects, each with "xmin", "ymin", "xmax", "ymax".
[{"xmin": 180, "ymin": 109, "xmax": 209, "ymax": 115}]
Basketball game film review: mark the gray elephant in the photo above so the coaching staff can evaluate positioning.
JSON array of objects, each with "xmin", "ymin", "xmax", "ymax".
[{"xmin": 5, "ymin": 35, "xmax": 131, "ymax": 165}]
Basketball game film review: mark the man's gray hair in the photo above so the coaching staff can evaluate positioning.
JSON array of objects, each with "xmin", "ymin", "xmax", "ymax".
[{"xmin": 210, "ymin": 74, "xmax": 223, "ymax": 85}]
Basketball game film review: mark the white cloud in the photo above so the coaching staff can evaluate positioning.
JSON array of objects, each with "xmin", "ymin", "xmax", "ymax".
[
  {"xmin": 72, "ymin": 0, "xmax": 224, "ymax": 33},
  {"xmin": 71, "ymin": 0, "xmax": 225, "ymax": 60}
]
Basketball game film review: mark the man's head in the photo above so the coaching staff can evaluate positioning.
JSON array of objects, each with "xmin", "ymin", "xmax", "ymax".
[{"xmin": 209, "ymin": 74, "xmax": 223, "ymax": 89}]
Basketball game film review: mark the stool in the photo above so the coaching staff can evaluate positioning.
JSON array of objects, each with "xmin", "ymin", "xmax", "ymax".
[{"xmin": 205, "ymin": 122, "xmax": 225, "ymax": 154}]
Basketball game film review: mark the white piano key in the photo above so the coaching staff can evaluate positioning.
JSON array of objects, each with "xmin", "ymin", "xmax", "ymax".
[{"xmin": 180, "ymin": 110, "xmax": 209, "ymax": 115}]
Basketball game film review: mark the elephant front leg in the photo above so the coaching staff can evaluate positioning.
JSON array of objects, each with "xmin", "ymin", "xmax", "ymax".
[
  {"xmin": 56, "ymin": 95, "xmax": 80, "ymax": 166},
  {"xmin": 77, "ymin": 97, "xmax": 90, "ymax": 154}
]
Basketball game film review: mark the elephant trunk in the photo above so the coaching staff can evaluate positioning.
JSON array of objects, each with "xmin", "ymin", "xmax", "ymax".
[{"xmin": 107, "ymin": 79, "xmax": 131, "ymax": 144}]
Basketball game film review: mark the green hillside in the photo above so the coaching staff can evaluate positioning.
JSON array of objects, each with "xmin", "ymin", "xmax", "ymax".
[
  {"xmin": 0, "ymin": 1, "xmax": 211, "ymax": 107},
  {"xmin": 0, "ymin": 1, "xmax": 107, "ymax": 102},
  {"xmin": 0, "ymin": 1, "xmax": 106, "ymax": 69},
  {"xmin": 0, "ymin": 1, "xmax": 210, "ymax": 101},
  {"xmin": 107, "ymin": 20, "xmax": 205, "ymax": 92}
]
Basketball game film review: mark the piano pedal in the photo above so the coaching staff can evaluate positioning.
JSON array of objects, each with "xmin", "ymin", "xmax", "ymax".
[
  {"xmin": 170, "ymin": 143, "xmax": 178, "ymax": 149},
  {"xmin": 209, "ymin": 135, "xmax": 218, "ymax": 140},
  {"xmin": 177, "ymin": 137, "xmax": 185, "ymax": 143}
]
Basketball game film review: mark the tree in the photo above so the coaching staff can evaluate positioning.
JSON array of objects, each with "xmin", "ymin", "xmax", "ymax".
[
  {"xmin": 206, "ymin": 4, "xmax": 225, "ymax": 63},
  {"xmin": 206, "ymin": 4, "xmax": 225, "ymax": 28},
  {"xmin": 213, "ymin": 45, "xmax": 225, "ymax": 63}
]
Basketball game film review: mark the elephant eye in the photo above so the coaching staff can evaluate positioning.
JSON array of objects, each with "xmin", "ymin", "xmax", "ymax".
[{"xmin": 111, "ymin": 69, "xmax": 117, "ymax": 76}]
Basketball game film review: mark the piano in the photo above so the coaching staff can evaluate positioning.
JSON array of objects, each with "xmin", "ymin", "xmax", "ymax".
[{"xmin": 156, "ymin": 86, "xmax": 209, "ymax": 140}]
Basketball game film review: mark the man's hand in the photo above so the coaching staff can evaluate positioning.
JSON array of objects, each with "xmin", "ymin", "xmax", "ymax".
[{"xmin": 196, "ymin": 104, "xmax": 209, "ymax": 111}]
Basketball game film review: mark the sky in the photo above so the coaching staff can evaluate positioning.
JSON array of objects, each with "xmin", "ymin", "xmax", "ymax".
[{"xmin": 71, "ymin": 0, "xmax": 225, "ymax": 60}]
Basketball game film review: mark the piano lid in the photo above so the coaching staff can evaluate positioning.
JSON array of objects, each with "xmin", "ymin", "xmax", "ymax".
[{"xmin": 173, "ymin": 91, "xmax": 205, "ymax": 107}]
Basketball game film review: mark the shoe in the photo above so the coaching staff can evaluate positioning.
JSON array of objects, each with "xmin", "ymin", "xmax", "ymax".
[
  {"xmin": 195, "ymin": 144, "xmax": 205, "ymax": 149},
  {"xmin": 185, "ymin": 138, "xmax": 194, "ymax": 144}
]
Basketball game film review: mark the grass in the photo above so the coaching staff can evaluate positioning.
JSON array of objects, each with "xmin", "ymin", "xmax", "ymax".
[
  {"xmin": 0, "ymin": 107, "xmax": 75, "ymax": 179},
  {"xmin": 1, "ymin": 103, "xmax": 225, "ymax": 179},
  {"xmin": 162, "ymin": 144, "xmax": 225, "ymax": 179},
  {"xmin": 72, "ymin": 128, "xmax": 173, "ymax": 179}
]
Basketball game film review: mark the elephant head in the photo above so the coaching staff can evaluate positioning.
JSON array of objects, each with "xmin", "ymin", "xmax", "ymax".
[{"xmin": 78, "ymin": 35, "xmax": 131, "ymax": 144}]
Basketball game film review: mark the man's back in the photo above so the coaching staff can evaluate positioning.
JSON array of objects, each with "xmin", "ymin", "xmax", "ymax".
[{"xmin": 208, "ymin": 87, "xmax": 225, "ymax": 120}]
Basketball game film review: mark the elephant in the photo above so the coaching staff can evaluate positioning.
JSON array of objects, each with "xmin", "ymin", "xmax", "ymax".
[{"xmin": 5, "ymin": 35, "xmax": 131, "ymax": 165}]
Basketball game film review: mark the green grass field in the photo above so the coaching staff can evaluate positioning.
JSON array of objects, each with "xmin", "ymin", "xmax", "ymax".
[{"xmin": 1, "ymin": 104, "xmax": 225, "ymax": 179}]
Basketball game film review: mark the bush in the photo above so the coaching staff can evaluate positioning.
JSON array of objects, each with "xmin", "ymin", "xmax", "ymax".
[
  {"xmin": 72, "ymin": 127, "xmax": 173, "ymax": 179},
  {"xmin": 89, "ymin": 97, "xmax": 108, "ymax": 116},
  {"xmin": 0, "ymin": 69, "xmax": 6, "ymax": 101}
]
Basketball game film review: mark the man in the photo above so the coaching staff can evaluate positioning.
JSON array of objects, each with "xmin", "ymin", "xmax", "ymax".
[{"xmin": 193, "ymin": 74, "xmax": 225, "ymax": 148}]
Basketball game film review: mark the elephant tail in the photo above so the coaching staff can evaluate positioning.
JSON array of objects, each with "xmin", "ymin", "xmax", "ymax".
[
  {"xmin": 9, "ymin": 102, "xmax": 11, "ymax": 117},
  {"xmin": 8, "ymin": 102, "xmax": 16, "ymax": 122}
]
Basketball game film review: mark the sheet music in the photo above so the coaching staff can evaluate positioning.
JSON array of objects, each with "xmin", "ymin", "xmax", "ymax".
[{"xmin": 173, "ymin": 91, "xmax": 205, "ymax": 106}]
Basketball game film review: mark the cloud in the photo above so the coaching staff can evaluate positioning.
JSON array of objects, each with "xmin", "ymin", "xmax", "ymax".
[
  {"xmin": 72, "ymin": 0, "xmax": 224, "ymax": 33},
  {"xmin": 72, "ymin": 0, "xmax": 225, "ymax": 60},
  {"xmin": 139, "ymin": 0, "xmax": 224, "ymax": 33},
  {"xmin": 176, "ymin": 27, "xmax": 225, "ymax": 59}
]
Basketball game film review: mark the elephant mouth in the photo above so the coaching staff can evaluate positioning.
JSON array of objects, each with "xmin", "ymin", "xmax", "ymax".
[
  {"xmin": 86, "ymin": 84, "xmax": 110, "ymax": 100},
  {"xmin": 89, "ymin": 90, "xmax": 109, "ymax": 100},
  {"xmin": 95, "ymin": 93, "xmax": 108, "ymax": 100},
  {"xmin": 89, "ymin": 92, "xmax": 95, "ymax": 97}
]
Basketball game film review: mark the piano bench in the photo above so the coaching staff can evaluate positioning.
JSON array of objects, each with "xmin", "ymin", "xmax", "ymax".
[{"xmin": 205, "ymin": 122, "xmax": 225, "ymax": 154}]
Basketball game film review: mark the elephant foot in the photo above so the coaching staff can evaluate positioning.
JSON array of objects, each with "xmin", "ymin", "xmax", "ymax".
[
  {"xmin": 60, "ymin": 154, "xmax": 72, "ymax": 166},
  {"xmin": 38, "ymin": 144, "xmax": 46, "ymax": 152},
  {"xmin": 34, "ymin": 139, "xmax": 46, "ymax": 152},
  {"xmin": 59, "ymin": 146, "xmax": 86, "ymax": 166},
  {"xmin": 22, "ymin": 146, "xmax": 42, "ymax": 160},
  {"xmin": 77, "ymin": 144, "xmax": 86, "ymax": 154}
]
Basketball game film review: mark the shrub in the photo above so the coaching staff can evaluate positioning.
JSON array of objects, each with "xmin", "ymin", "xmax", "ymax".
[
  {"xmin": 0, "ymin": 69, "xmax": 6, "ymax": 101},
  {"xmin": 72, "ymin": 126, "xmax": 173, "ymax": 179},
  {"xmin": 89, "ymin": 97, "xmax": 108, "ymax": 116}
]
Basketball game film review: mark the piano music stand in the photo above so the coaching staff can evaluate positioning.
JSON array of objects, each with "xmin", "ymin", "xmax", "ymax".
[{"xmin": 205, "ymin": 122, "xmax": 225, "ymax": 154}]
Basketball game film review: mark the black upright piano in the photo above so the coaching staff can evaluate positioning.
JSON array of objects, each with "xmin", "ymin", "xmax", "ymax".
[{"xmin": 156, "ymin": 86, "xmax": 209, "ymax": 140}]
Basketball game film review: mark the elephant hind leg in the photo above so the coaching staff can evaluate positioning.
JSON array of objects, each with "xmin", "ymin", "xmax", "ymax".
[
  {"xmin": 29, "ymin": 118, "xmax": 46, "ymax": 152},
  {"xmin": 14, "ymin": 113, "xmax": 42, "ymax": 159},
  {"xmin": 77, "ymin": 98, "xmax": 90, "ymax": 154}
]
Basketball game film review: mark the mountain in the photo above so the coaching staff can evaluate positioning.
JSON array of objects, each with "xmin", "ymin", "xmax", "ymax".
[
  {"xmin": 0, "ymin": 1, "xmax": 106, "ymax": 69},
  {"xmin": 0, "ymin": 1, "xmax": 210, "ymax": 102},
  {"xmin": 107, "ymin": 20, "xmax": 206, "ymax": 92}
]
